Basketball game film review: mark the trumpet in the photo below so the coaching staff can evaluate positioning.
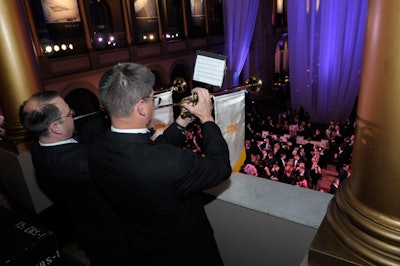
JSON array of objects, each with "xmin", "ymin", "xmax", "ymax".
[
  {"xmin": 73, "ymin": 77, "xmax": 188, "ymax": 121},
  {"xmin": 157, "ymin": 76, "xmax": 262, "ymax": 118}
]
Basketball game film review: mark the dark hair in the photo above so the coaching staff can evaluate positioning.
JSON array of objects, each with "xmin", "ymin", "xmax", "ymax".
[
  {"xmin": 98, "ymin": 62, "xmax": 155, "ymax": 117},
  {"xmin": 19, "ymin": 91, "xmax": 61, "ymax": 138}
]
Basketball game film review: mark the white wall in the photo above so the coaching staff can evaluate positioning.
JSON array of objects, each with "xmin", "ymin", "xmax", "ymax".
[{"xmin": 205, "ymin": 173, "xmax": 333, "ymax": 266}]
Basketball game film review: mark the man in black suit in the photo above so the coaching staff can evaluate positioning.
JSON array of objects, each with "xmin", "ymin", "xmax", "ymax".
[
  {"xmin": 330, "ymin": 178, "xmax": 340, "ymax": 194},
  {"xmin": 336, "ymin": 142, "xmax": 350, "ymax": 174},
  {"xmin": 19, "ymin": 91, "xmax": 133, "ymax": 265},
  {"xmin": 88, "ymin": 62, "xmax": 232, "ymax": 265}
]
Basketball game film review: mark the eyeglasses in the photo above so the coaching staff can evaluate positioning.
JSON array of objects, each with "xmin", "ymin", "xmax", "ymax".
[
  {"xmin": 144, "ymin": 96, "xmax": 162, "ymax": 107},
  {"xmin": 53, "ymin": 108, "xmax": 75, "ymax": 122}
]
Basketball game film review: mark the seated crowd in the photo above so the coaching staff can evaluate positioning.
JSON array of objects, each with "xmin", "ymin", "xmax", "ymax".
[
  {"xmin": 179, "ymin": 105, "xmax": 355, "ymax": 194},
  {"xmin": 240, "ymin": 105, "xmax": 355, "ymax": 193}
]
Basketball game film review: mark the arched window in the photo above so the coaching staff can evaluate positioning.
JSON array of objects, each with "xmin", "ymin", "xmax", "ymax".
[{"xmin": 89, "ymin": 0, "xmax": 116, "ymax": 49}]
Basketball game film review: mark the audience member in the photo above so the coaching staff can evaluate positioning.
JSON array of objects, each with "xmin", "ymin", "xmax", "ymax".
[
  {"xmin": 318, "ymin": 143, "xmax": 330, "ymax": 169},
  {"xmin": 338, "ymin": 163, "xmax": 351, "ymax": 183},
  {"xmin": 277, "ymin": 152, "xmax": 287, "ymax": 169},
  {"xmin": 336, "ymin": 142, "xmax": 350, "ymax": 174},
  {"xmin": 265, "ymin": 151, "xmax": 277, "ymax": 169},
  {"xmin": 294, "ymin": 162, "xmax": 310, "ymax": 188},
  {"xmin": 293, "ymin": 153, "xmax": 301, "ymax": 168},
  {"xmin": 330, "ymin": 178, "xmax": 340, "ymax": 194},
  {"xmin": 244, "ymin": 163, "xmax": 258, "ymax": 176},
  {"xmin": 268, "ymin": 162, "xmax": 282, "ymax": 181},
  {"xmin": 310, "ymin": 157, "xmax": 322, "ymax": 190},
  {"xmin": 312, "ymin": 128, "xmax": 323, "ymax": 141},
  {"xmin": 281, "ymin": 165, "xmax": 295, "ymax": 184},
  {"xmin": 326, "ymin": 120, "xmax": 335, "ymax": 139}
]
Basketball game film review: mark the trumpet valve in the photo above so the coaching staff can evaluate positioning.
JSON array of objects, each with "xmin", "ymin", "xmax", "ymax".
[
  {"xmin": 179, "ymin": 93, "xmax": 198, "ymax": 118},
  {"xmin": 180, "ymin": 93, "xmax": 198, "ymax": 105}
]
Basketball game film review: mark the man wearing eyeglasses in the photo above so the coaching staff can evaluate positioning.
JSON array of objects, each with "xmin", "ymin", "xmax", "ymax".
[
  {"xmin": 88, "ymin": 62, "xmax": 231, "ymax": 265},
  {"xmin": 19, "ymin": 91, "xmax": 133, "ymax": 265}
]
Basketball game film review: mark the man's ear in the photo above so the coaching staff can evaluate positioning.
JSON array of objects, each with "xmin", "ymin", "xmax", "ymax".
[
  {"xmin": 49, "ymin": 121, "xmax": 62, "ymax": 135},
  {"xmin": 136, "ymin": 99, "xmax": 146, "ymax": 116}
]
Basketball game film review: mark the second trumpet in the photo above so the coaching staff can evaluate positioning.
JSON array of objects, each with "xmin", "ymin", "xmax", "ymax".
[{"xmin": 156, "ymin": 76, "xmax": 262, "ymax": 118}]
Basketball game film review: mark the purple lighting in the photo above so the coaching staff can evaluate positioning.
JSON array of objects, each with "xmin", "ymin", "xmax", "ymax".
[
  {"xmin": 288, "ymin": 0, "xmax": 368, "ymax": 123},
  {"xmin": 93, "ymin": 33, "xmax": 117, "ymax": 50}
]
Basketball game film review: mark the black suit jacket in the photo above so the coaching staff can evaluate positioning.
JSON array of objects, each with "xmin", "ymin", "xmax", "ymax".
[
  {"xmin": 88, "ymin": 121, "xmax": 231, "ymax": 265},
  {"xmin": 31, "ymin": 141, "xmax": 133, "ymax": 265}
]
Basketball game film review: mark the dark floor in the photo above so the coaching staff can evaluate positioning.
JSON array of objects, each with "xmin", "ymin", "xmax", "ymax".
[
  {"xmin": 1, "ymin": 199, "xmax": 90, "ymax": 265},
  {"xmin": 317, "ymin": 163, "xmax": 339, "ymax": 193}
]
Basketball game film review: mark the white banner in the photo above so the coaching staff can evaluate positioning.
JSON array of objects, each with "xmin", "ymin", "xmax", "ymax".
[
  {"xmin": 213, "ymin": 90, "xmax": 246, "ymax": 171},
  {"xmin": 151, "ymin": 91, "xmax": 173, "ymax": 140}
]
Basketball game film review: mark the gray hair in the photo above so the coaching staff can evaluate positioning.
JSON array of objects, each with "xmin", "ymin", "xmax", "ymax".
[{"xmin": 98, "ymin": 62, "xmax": 155, "ymax": 117}]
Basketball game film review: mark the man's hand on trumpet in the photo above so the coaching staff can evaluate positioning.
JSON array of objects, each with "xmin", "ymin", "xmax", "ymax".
[{"xmin": 180, "ymin": 87, "xmax": 214, "ymax": 124}]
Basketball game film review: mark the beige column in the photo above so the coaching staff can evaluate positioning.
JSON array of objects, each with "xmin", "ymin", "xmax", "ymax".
[
  {"xmin": 309, "ymin": 0, "xmax": 400, "ymax": 264},
  {"xmin": 0, "ymin": 0, "xmax": 42, "ymax": 142}
]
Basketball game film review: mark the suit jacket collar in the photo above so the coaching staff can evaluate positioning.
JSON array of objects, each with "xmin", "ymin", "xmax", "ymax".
[{"xmin": 110, "ymin": 126, "xmax": 149, "ymax": 134}]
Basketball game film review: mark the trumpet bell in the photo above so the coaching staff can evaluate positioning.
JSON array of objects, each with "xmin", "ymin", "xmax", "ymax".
[
  {"xmin": 245, "ymin": 76, "xmax": 262, "ymax": 93},
  {"xmin": 155, "ymin": 77, "xmax": 187, "ymax": 94},
  {"xmin": 172, "ymin": 77, "xmax": 187, "ymax": 93}
]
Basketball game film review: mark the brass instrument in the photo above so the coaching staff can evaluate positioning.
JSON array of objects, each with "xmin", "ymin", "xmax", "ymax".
[
  {"xmin": 73, "ymin": 76, "xmax": 262, "ymax": 120},
  {"xmin": 154, "ymin": 77, "xmax": 187, "ymax": 94},
  {"xmin": 73, "ymin": 78, "xmax": 187, "ymax": 121},
  {"xmin": 157, "ymin": 76, "xmax": 262, "ymax": 118}
]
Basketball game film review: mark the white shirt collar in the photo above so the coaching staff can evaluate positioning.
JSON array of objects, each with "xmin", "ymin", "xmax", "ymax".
[
  {"xmin": 39, "ymin": 138, "xmax": 78, "ymax": 146},
  {"xmin": 111, "ymin": 126, "xmax": 149, "ymax": 134}
]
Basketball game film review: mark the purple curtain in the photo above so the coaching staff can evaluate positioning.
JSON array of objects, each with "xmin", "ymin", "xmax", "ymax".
[
  {"xmin": 288, "ymin": 0, "xmax": 368, "ymax": 123},
  {"xmin": 222, "ymin": 0, "xmax": 259, "ymax": 88}
]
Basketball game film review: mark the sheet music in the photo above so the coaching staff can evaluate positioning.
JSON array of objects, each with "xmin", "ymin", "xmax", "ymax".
[{"xmin": 193, "ymin": 51, "xmax": 226, "ymax": 87}]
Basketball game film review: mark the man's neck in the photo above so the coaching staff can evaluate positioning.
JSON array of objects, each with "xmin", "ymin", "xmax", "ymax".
[{"xmin": 111, "ymin": 116, "xmax": 148, "ymax": 130}]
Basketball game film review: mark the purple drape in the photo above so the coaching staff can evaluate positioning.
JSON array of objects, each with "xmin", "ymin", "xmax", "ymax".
[
  {"xmin": 222, "ymin": 0, "xmax": 259, "ymax": 88},
  {"xmin": 288, "ymin": 0, "xmax": 368, "ymax": 123}
]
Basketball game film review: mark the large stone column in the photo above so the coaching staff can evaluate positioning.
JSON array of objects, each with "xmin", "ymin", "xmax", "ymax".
[
  {"xmin": 0, "ymin": 0, "xmax": 42, "ymax": 143},
  {"xmin": 0, "ymin": 1, "xmax": 51, "ymax": 214},
  {"xmin": 309, "ymin": 0, "xmax": 400, "ymax": 264}
]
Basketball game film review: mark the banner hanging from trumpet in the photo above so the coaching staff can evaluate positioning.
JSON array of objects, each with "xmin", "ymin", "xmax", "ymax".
[
  {"xmin": 150, "ymin": 90, "xmax": 173, "ymax": 140},
  {"xmin": 213, "ymin": 90, "xmax": 246, "ymax": 172}
]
